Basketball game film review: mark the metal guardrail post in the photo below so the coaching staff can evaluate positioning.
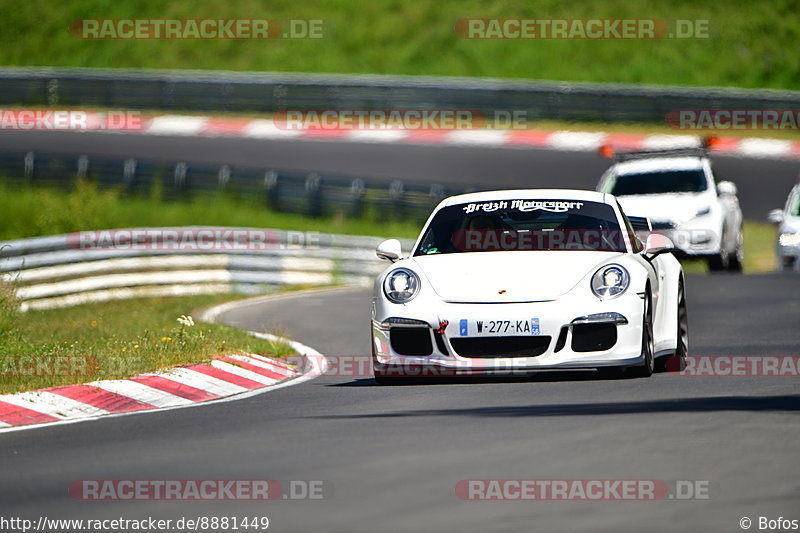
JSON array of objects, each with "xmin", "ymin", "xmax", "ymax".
[
  {"xmin": 305, "ymin": 173, "xmax": 322, "ymax": 218},
  {"xmin": 264, "ymin": 170, "xmax": 280, "ymax": 211}
]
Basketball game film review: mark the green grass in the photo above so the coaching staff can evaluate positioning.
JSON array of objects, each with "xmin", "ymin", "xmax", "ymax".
[
  {"xmin": 0, "ymin": 0, "xmax": 797, "ymax": 90},
  {"xmin": 0, "ymin": 180, "xmax": 422, "ymax": 241},
  {"xmin": 0, "ymin": 292, "xmax": 295, "ymax": 394},
  {"xmin": 0, "ymin": 180, "xmax": 781, "ymax": 274}
]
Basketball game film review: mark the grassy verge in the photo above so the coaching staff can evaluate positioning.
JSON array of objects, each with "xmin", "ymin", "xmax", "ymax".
[
  {"xmin": 0, "ymin": 180, "xmax": 780, "ymax": 273},
  {"xmin": 0, "ymin": 292, "xmax": 296, "ymax": 394},
  {"xmin": 1, "ymin": 1, "xmax": 797, "ymax": 90},
  {"xmin": 0, "ymin": 180, "xmax": 422, "ymax": 241}
]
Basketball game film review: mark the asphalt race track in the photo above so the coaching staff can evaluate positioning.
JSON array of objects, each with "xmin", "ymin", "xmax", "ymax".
[
  {"xmin": 0, "ymin": 129, "xmax": 798, "ymax": 219},
  {"xmin": 0, "ymin": 131, "xmax": 798, "ymax": 532},
  {"xmin": 1, "ymin": 274, "xmax": 798, "ymax": 533}
]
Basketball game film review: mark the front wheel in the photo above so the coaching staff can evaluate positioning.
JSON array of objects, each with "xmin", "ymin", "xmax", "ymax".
[
  {"xmin": 707, "ymin": 252, "xmax": 728, "ymax": 271},
  {"xmin": 657, "ymin": 280, "xmax": 688, "ymax": 372},
  {"xmin": 628, "ymin": 292, "xmax": 655, "ymax": 378},
  {"xmin": 727, "ymin": 230, "xmax": 744, "ymax": 272}
]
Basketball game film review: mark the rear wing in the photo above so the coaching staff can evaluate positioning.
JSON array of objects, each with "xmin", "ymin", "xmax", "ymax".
[{"xmin": 598, "ymin": 135, "xmax": 718, "ymax": 161}]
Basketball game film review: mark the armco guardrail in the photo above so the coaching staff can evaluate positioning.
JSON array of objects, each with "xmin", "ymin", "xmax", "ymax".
[
  {"xmin": 0, "ymin": 227, "xmax": 414, "ymax": 311},
  {"xmin": 0, "ymin": 150, "xmax": 460, "ymax": 220},
  {"xmin": 2, "ymin": 67, "xmax": 799, "ymax": 123}
]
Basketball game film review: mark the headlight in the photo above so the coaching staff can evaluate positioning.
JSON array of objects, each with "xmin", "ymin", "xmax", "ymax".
[
  {"xmin": 383, "ymin": 268, "xmax": 420, "ymax": 303},
  {"xmin": 591, "ymin": 264, "xmax": 630, "ymax": 300},
  {"xmin": 779, "ymin": 233, "xmax": 800, "ymax": 247}
]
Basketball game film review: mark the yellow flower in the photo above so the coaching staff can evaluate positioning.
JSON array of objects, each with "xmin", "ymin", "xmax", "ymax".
[
  {"xmin": 122, "ymin": 348, "xmax": 126, "ymax": 352},
  {"xmin": 134, "ymin": 344, "xmax": 139, "ymax": 349},
  {"xmin": 90, "ymin": 320, "xmax": 97, "ymax": 327}
]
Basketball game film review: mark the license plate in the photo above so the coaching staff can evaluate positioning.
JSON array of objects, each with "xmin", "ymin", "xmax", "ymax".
[{"xmin": 459, "ymin": 318, "xmax": 540, "ymax": 336}]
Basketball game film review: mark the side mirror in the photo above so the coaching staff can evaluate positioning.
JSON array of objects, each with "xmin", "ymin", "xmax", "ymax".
[
  {"xmin": 716, "ymin": 181, "xmax": 737, "ymax": 196},
  {"xmin": 644, "ymin": 233, "xmax": 675, "ymax": 257},
  {"xmin": 376, "ymin": 239, "xmax": 402, "ymax": 262},
  {"xmin": 768, "ymin": 209, "xmax": 785, "ymax": 225}
]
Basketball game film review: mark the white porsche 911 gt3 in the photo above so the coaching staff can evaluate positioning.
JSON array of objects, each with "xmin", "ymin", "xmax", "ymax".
[{"xmin": 371, "ymin": 189, "xmax": 688, "ymax": 383}]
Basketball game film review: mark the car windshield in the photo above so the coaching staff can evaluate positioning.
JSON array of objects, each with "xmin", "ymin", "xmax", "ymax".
[
  {"xmin": 605, "ymin": 169, "xmax": 708, "ymax": 195},
  {"xmin": 790, "ymin": 192, "xmax": 800, "ymax": 216},
  {"xmin": 414, "ymin": 199, "xmax": 627, "ymax": 255}
]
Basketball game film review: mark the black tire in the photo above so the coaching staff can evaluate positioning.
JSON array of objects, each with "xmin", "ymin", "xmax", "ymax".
[
  {"xmin": 628, "ymin": 292, "xmax": 655, "ymax": 378},
  {"xmin": 727, "ymin": 230, "xmax": 744, "ymax": 272},
  {"xmin": 657, "ymin": 280, "xmax": 689, "ymax": 372},
  {"xmin": 707, "ymin": 252, "xmax": 727, "ymax": 271}
]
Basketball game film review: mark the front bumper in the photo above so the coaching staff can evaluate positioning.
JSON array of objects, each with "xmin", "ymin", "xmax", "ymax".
[
  {"xmin": 372, "ymin": 291, "xmax": 646, "ymax": 374},
  {"xmin": 655, "ymin": 227, "xmax": 721, "ymax": 257},
  {"xmin": 777, "ymin": 244, "xmax": 800, "ymax": 272}
]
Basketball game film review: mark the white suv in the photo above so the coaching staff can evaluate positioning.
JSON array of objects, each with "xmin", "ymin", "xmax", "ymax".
[
  {"xmin": 768, "ymin": 183, "xmax": 800, "ymax": 272},
  {"xmin": 597, "ymin": 149, "xmax": 743, "ymax": 271}
]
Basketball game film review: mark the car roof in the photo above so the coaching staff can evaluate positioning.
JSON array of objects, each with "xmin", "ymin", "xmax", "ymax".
[
  {"xmin": 441, "ymin": 189, "xmax": 610, "ymax": 207},
  {"xmin": 610, "ymin": 156, "xmax": 706, "ymax": 175}
]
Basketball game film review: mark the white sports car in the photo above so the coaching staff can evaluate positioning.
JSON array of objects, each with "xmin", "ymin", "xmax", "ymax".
[
  {"xmin": 768, "ymin": 182, "xmax": 800, "ymax": 272},
  {"xmin": 371, "ymin": 189, "xmax": 688, "ymax": 383},
  {"xmin": 597, "ymin": 148, "xmax": 743, "ymax": 271}
]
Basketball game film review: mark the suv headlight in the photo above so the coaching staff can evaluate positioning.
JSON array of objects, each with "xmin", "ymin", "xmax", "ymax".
[
  {"xmin": 383, "ymin": 268, "xmax": 420, "ymax": 303},
  {"xmin": 591, "ymin": 264, "xmax": 630, "ymax": 300},
  {"xmin": 695, "ymin": 206, "xmax": 711, "ymax": 217},
  {"xmin": 779, "ymin": 233, "xmax": 800, "ymax": 247}
]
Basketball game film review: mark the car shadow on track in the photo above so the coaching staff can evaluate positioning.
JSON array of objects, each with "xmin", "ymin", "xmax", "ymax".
[
  {"xmin": 309, "ymin": 395, "xmax": 800, "ymax": 419},
  {"xmin": 328, "ymin": 369, "xmax": 651, "ymax": 387}
]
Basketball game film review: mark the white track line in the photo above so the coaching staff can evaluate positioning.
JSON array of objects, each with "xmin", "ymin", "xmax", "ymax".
[
  {"xmin": 445, "ymin": 130, "xmax": 509, "ymax": 146},
  {"xmin": 89, "ymin": 380, "xmax": 193, "ymax": 408},
  {"xmin": 0, "ymin": 394, "xmax": 67, "ymax": 419},
  {"xmin": 226, "ymin": 354, "xmax": 294, "ymax": 376},
  {"xmin": 149, "ymin": 367, "xmax": 248, "ymax": 397},
  {"xmin": 547, "ymin": 131, "xmax": 607, "ymax": 150},
  {"xmin": 737, "ymin": 138, "xmax": 793, "ymax": 158},
  {"xmin": 146, "ymin": 115, "xmax": 209, "ymax": 135},
  {"xmin": 346, "ymin": 130, "xmax": 409, "ymax": 143},
  {"xmin": 210, "ymin": 360, "xmax": 280, "ymax": 385},
  {"xmin": 9, "ymin": 391, "xmax": 110, "ymax": 418}
]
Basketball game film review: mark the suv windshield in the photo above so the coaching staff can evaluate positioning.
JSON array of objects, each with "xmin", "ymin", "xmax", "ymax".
[
  {"xmin": 605, "ymin": 169, "xmax": 708, "ymax": 195},
  {"xmin": 414, "ymin": 199, "xmax": 627, "ymax": 255},
  {"xmin": 790, "ymin": 191, "xmax": 800, "ymax": 217}
]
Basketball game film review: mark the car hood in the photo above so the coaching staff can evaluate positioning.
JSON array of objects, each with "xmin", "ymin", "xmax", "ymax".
[
  {"xmin": 781, "ymin": 216, "xmax": 800, "ymax": 235},
  {"xmin": 412, "ymin": 251, "xmax": 625, "ymax": 303},
  {"xmin": 617, "ymin": 193, "xmax": 711, "ymax": 225}
]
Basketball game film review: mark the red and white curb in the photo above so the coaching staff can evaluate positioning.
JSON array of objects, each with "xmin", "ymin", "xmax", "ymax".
[
  {"xmin": 55, "ymin": 113, "xmax": 800, "ymax": 159},
  {"xmin": 0, "ymin": 332, "xmax": 326, "ymax": 434}
]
